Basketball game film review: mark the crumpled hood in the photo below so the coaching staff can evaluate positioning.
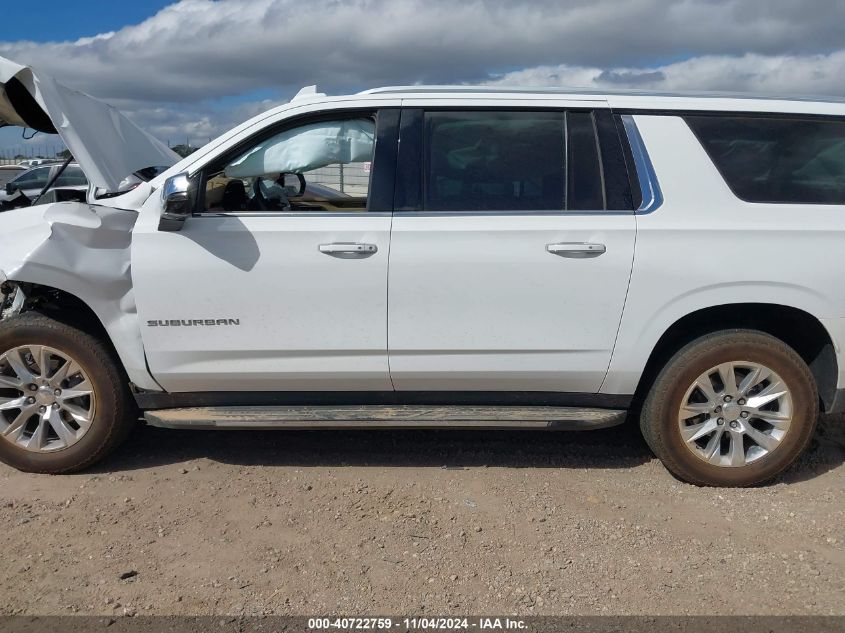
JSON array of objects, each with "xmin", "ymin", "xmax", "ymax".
[{"xmin": 0, "ymin": 55, "xmax": 179, "ymax": 191}]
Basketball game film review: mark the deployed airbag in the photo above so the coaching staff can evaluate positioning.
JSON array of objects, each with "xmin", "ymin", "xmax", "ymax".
[{"xmin": 225, "ymin": 119, "xmax": 374, "ymax": 179}]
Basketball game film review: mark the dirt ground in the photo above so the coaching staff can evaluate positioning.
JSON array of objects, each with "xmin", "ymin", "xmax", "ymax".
[{"xmin": 0, "ymin": 414, "xmax": 843, "ymax": 617}]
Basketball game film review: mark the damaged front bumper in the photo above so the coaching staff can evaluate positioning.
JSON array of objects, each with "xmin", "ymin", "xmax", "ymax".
[{"xmin": 0, "ymin": 280, "xmax": 26, "ymax": 320}]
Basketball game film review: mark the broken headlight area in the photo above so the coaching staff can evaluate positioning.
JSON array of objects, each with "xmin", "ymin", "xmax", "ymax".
[
  {"xmin": 0, "ymin": 284, "xmax": 65, "ymax": 321},
  {"xmin": 0, "ymin": 283, "xmax": 26, "ymax": 320}
]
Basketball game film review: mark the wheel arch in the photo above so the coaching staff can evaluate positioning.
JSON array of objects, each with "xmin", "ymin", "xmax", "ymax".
[
  {"xmin": 633, "ymin": 303, "xmax": 839, "ymax": 413},
  {"xmin": 1, "ymin": 280, "xmax": 160, "ymax": 392}
]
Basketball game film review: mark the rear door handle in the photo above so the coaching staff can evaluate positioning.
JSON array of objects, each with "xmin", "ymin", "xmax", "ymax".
[
  {"xmin": 319, "ymin": 242, "xmax": 378, "ymax": 257},
  {"xmin": 546, "ymin": 242, "xmax": 606, "ymax": 258}
]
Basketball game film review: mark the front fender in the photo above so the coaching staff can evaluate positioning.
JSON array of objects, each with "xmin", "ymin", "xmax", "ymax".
[{"xmin": 0, "ymin": 202, "xmax": 161, "ymax": 391}]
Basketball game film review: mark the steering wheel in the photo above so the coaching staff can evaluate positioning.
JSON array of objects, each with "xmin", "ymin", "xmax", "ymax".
[{"xmin": 253, "ymin": 176, "xmax": 291, "ymax": 211}]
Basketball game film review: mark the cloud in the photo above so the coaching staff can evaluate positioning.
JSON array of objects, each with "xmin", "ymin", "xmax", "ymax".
[
  {"xmin": 486, "ymin": 51, "xmax": 845, "ymax": 98},
  {"xmin": 1, "ymin": 0, "xmax": 844, "ymax": 149},
  {"xmin": 597, "ymin": 70, "xmax": 667, "ymax": 86},
  {"xmin": 120, "ymin": 98, "xmax": 286, "ymax": 146},
  {"xmin": 3, "ymin": 0, "xmax": 845, "ymax": 103}
]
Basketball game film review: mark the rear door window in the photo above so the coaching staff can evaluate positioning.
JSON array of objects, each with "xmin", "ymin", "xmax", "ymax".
[
  {"xmin": 424, "ymin": 111, "xmax": 565, "ymax": 212},
  {"xmin": 686, "ymin": 115, "xmax": 845, "ymax": 204},
  {"xmin": 422, "ymin": 110, "xmax": 620, "ymax": 212}
]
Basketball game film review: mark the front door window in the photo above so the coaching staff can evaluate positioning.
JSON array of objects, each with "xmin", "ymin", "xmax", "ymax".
[{"xmin": 202, "ymin": 118, "xmax": 375, "ymax": 213}]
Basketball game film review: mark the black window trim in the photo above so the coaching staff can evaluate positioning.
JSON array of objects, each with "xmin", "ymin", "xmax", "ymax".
[
  {"xmin": 191, "ymin": 107, "xmax": 399, "ymax": 218},
  {"xmin": 612, "ymin": 108, "xmax": 845, "ymax": 122},
  {"xmin": 395, "ymin": 106, "xmax": 636, "ymax": 216},
  {"xmin": 566, "ymin": 109, "xmax": 607, "ymax": 212},
  {"xmin": 610, "ymin": 113, "xmax": 642, "ymax": 211}
]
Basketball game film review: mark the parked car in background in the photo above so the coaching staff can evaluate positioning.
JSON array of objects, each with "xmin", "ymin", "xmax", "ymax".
[
  {"xmin": 0, "ymin": 162, "xmax": 88, "ymax": 209},
  {"xmin": 16, "ymin": 159, "xmax": 51, "ymax": 169}
]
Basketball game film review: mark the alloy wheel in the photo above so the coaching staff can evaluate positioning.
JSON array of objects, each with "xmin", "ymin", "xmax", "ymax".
[
  {"xmin": 0, "ymin": 345, "xmax": 96, "ymax": 453},
  {"xmin": 677, "ymin": 361, "xmax": 792, "ymax": 467}
]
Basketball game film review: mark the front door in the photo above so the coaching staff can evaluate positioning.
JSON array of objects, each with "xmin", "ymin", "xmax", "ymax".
[
  {"xmin": 132, "ymin": 109, "xmax": 399, "ymax": 393},
  {"xmin": 388, "ymin": 107, "xmax": 636, "ymax": 393}
]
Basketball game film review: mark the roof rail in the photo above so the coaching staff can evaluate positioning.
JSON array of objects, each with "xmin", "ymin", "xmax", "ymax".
[
  {"xmin": 356, "ymin": 85, "xmax": 845, "ymax": 104},
  {"xmin": 357, "ymin": 85, "xmax": 602, "ymax": 95}
]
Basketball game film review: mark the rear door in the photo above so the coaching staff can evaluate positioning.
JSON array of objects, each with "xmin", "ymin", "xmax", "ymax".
[{"xmin": 387, "ymin": 105, "xmax": 636, "ymax": 393}]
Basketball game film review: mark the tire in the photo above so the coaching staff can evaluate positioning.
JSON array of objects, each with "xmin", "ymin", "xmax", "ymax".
[
  {"xmin": 640, "ymin": 329, "xmax": 818, "ymax": 487},
  {"xmin": 0, "ymin": 312, "xmax": 136, "ymax": 474}
]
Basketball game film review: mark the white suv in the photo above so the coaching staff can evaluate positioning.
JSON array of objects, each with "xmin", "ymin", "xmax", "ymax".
[{"xmin": 1, "ymin": 57, "xmax": 843, "ymax": 486}]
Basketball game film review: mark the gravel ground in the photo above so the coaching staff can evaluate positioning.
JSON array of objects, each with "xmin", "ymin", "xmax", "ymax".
[{"xmin": 0, "ymin": 414, "xmax": 843, "ymax": 617}]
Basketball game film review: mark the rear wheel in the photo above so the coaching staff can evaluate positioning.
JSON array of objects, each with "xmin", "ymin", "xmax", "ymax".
[
  {"xmin": 0, "ymin": 312, "xmax": 135, "ymax": 473},
  {"xmin": 641, "ymin": 330, "xmax": 818, "ymax": 487}
]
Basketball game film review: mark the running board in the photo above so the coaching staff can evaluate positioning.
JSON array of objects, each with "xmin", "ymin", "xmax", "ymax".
[{"xmin": 144, "ymin": 405, "xmax": 627, "ymax": 430}]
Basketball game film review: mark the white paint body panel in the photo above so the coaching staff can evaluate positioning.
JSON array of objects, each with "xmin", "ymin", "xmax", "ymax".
[
  {"xmin": 0, "ymin": 202, "xmax": 158, "ymax": 390},
  {"xmin": 132, "ymin": 207, "xmax": 392, "ymax": 392},
  {"xmin": 388, "ymin": 214, "xmax": 635, "ymax": 391},
  {"xmin": 601, "ymin": 115, "xmax": 845, "ymax": 394}
]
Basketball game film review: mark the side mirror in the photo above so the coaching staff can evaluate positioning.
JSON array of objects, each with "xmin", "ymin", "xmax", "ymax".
[
  {"xmin": 5, "ymin": 182, "xmax": 17, "ymax": 195},
  {"xmin": 281, "ymin": 173, "xmax": 306, "ymax": 198},
  {"xmin": 158, "ymin": 172, "xmax": 192, "ymax": 232}
]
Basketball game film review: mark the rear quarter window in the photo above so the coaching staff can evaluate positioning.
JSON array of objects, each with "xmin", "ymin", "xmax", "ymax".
[{"xmin": 685, "ymin": 115, "xmax": 845, "ymax": 205}]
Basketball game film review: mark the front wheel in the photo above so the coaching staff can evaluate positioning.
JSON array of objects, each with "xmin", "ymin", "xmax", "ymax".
[
  {"xmin": 0, "ymin": 312, "xmax": 136, "ymax": 473},
  {"xmin": 640, "ymin": 330, "xmax": 818, "ymax": 487}
]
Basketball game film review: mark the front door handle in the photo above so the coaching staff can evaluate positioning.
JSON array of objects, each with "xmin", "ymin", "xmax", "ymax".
[
  {"xmin": 546, "ymin": 242, "xmax": 606, "ymax": 258},
  {"xmin": 319, "ymin": 242, "xmax": 378, "ymax": 258}
]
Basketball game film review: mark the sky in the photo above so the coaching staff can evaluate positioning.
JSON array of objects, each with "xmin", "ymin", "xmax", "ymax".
[{"xmin": 1, "ymin": 0, "xmax": 845, "ymax": 156}]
